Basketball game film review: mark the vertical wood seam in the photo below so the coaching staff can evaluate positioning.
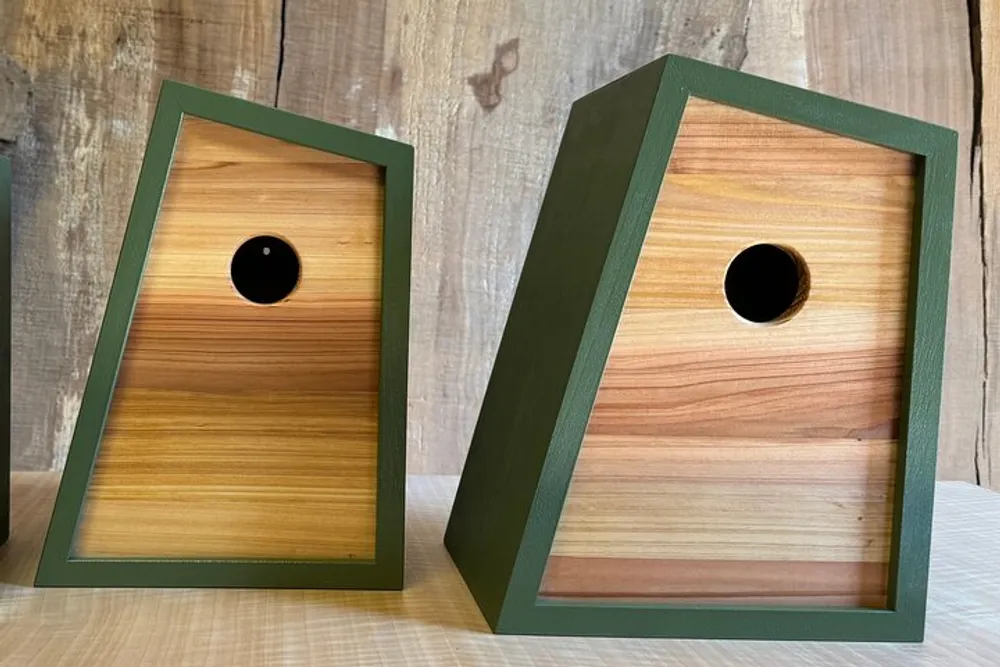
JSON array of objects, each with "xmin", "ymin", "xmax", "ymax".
[
  {"xmin": 735, "ymin": 0, "xmax": 754, "ymax": 71},
  {"xmin": 274, "ymin": 0, "xmax": 289, "ymax": 106},
  {"xmin": 969, "ymin": 0, "xmax": 988, "ymax": 487}
]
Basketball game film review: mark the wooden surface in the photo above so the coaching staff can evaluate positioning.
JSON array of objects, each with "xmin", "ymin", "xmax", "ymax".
[
  {"xmin": 1, "ymin": 474, "xmax": 999, "ymax": 666},
  {"xmin": 542, "ymin": 98, "xmax": 913, "ymax": 603},
  {"xmin": 76, "ymin": 117, "xmax": 383, "ymax": 560},
  {"xmin": 1, "ymin": 1, "xmax": 992, "ymax": 486},
  {"xmin": 982, "ymin": 0, "xmax": 1000, "ymax": 487}
]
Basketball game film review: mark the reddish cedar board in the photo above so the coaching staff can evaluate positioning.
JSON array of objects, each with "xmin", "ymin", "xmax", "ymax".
[{"xmin": 541, "ymin": 97, "xmax": 915, "ymax": 603}]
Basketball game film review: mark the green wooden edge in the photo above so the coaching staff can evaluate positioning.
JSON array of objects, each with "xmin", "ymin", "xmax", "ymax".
[
  {"xmin": 446, "ymin": 54, "xmax": 958, "ymax": 641},
  {"xmin": 443, "ymin": 56, "xmax": 671, "ymax": 628},
  {"xmin": 34, "ymin": 80, "xmax": 413, "ymax": 590},
  {"xmin": 0, "ymin": 156, "xmax": 10, "ymax": 547}
]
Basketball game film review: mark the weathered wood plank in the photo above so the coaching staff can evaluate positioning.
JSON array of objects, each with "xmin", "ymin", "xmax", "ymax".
[
  {"xmin": 0, "ymin": 53, "xmax": 30, "ymax": 142},
  {"xmin": 276, "ymin": 0, "xmax": 387, "ymax": 130},
  {"xmin": 0, "ymin": 1, "xmax": 280, "ymax": 470},
  {"xmin": 374, "ymin": 0, "xmax": 752, "ymax": 473},
  {"xmin": 803, "ymin": 0, "xmax": 979, "ymax": 483},
  {"xmin": 742, "ymin": 0, "xmax": 808, "ymax": 86},
  {"xmin": 981, "ymin": 0, "xmax": 1000, "ymax": 488},
  {"xmin": 153, "ymin": 1, "xmax": 280, "ymax": 103}
]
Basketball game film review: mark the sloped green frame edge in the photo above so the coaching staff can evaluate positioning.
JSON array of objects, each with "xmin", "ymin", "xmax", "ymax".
[
  {"xmin": 35, "ymin": 81, "xmax": 413, "ymax": 590},
  {"xmin": 446, "ymin": 54, "xmax": 958, "ymax": 641},
  {"xmin": 1, "ymin": 156, "xmax": 10, "ymax": 547}
]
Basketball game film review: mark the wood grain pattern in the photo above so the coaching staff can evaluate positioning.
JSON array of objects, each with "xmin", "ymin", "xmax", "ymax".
[
  {"xmin": 76, "ymin": 116, "xmax": 383, "ymax": 560},
  {"xmin": 550, "ymin": 437, "xmax": 896, "ymax": 563},
  {"xmin": 542, "ymin": 98, "xmax": 915, "ymax": 603},
  {"xmin": 3, "ymin": 474, "xmax": 1000, "ymax": 666},
  {"xmin": 541, "ymin": 557, "xmax": 887, "ymax": 607}
]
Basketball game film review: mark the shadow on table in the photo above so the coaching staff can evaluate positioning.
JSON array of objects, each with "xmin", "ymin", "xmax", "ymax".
[
  {"xmin": 0, "ymin": 475, "xmax": 494, "ymax": 634},
  {"xmin": 0, "ymin": 474, "xmax": 55, "ymax": 587},
  {"xmin": 269, "ymin": 502, "xmax": 493, "ymax": 633}
]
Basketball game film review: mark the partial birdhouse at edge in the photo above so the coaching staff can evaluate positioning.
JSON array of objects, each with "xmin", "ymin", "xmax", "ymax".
[
  {"xmin": 35, "ymin": 82, "xmax": 413, "ymax": 589},
  {"xmin": 444, "ymin": 55, "xmax": 957, "ymax": 641}
]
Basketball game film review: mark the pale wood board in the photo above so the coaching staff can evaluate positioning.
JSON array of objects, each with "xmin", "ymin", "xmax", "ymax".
[
  {"xmin": 1, "ymin": 0, "xmax": 989, "ymax": 486},
  {"xmin": 548, "ymin": 438, "xmax": 896, "ymax": 563},
  {"xmin": 2, "ymin": 474, "xmax": 1000, "ymax": 666},
  {"xmin": 980, "ymin": 0, "xmax": 1000, "ymax": 487},
  {"xmin": 544, "ymin": 98, "xmax": 913, "ymax": 602},
  {"xmin": 540, "ymin": 557, "xmax": 888, "ymax": 607},
  {"xmin": 76, "ymin": 117, "xmax": 383, "ymax": 560}
]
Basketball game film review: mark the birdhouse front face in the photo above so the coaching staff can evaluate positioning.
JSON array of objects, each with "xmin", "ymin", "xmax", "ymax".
[
  {"xmin": 443, "ymin": 55, "xmax": 956, "ymax": 641},
  {"xmin": 77, "ymin": 116, "xmax": 384, "ymax": 561},
  {"xmin": 541, "ymin": 98, "xmax": 915, "ymax": 608},
  {"xmin": 37, "ymin": 82, "xmax": 412, "ymax": 588}
]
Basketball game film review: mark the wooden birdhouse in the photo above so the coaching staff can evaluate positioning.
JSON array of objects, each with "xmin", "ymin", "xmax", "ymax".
[
  {"xmin": 1, "ymin": 156, "xmax": 9, "ymax": 549},
  {"xmin": 445, "ymin": 55, "xmax": 957, "ymax": 641},
  {"xmin": 35, "ymin": 82, "xmax": 412, "ymax": 589}
]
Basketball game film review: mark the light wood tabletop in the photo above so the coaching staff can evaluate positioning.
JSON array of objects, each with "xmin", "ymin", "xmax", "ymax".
[{"xmin": 1, "ymin": 473, "xmax": 999, "ymax": 666}]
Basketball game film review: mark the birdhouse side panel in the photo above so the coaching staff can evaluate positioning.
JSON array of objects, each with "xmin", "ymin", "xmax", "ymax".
[
  {"xmin": 75, "ymin": 116, "xmax": 383, "ymax": 561},
  {"xmin": 541, "ymin": 97, "xmax": 917, "ymax": 606}
]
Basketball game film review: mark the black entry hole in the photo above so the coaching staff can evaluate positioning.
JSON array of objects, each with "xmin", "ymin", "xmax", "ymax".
[
  {"xmin": 230, "ymin": 235, "xmax": 300, "ymax": 305},
  {"xmin": 724, "ymin": 243, "xmax": 809, "ymax": 324}
]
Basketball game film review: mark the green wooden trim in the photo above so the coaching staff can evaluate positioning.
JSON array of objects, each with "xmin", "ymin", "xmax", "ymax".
[
  {"xmin": 445, "ymin": 54, "xmax": 958, "ymax": 641},
  {"xmin": 886, "ymin": 129, "xmax": 958, "ymax": 631},
  {"xmin": 375, "ymin": 116, "xmax": 413, "ymax": 591},
  {"xmin": 0, "ymin": 156, "xmax": 10, "ymax": 547},
  {"xmin": 35, "ymin": 80, "xmax": 413, "ymax": 589}
]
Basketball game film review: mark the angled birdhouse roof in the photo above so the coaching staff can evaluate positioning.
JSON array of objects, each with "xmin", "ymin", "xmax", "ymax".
[
  {"xmin": 444, "ymin": 54, "xmax": 957, "ymax": 641},
  {"xmin": 35, "ymin": 81, "xmax": 412, "ymax": 589}
]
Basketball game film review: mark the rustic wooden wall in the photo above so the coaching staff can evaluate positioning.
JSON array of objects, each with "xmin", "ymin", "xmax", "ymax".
[{"xmin": 0, "ymin": 0, "xmax": 992, "ymax": 485}]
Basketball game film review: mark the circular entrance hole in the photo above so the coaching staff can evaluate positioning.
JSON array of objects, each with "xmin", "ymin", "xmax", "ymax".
[
  {"xmin": 724, "ymin": 243, "xmax": 809, "ymax": 324},
  {"xmin": 230, "ymin": 235, "xmax": 301, "ymax": 305}
]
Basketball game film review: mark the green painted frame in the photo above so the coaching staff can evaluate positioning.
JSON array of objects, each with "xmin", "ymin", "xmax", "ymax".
[
  {"xmin": 35, "ymin": 81, "xmax": 413, "ymax": 589},
  {"xmin": 1, "ymin": 156, "xmax": 10, "ymax": 548},
  {"xmin": 444, "ymin": 55, "xmax": 958, "ymax": 641}
]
